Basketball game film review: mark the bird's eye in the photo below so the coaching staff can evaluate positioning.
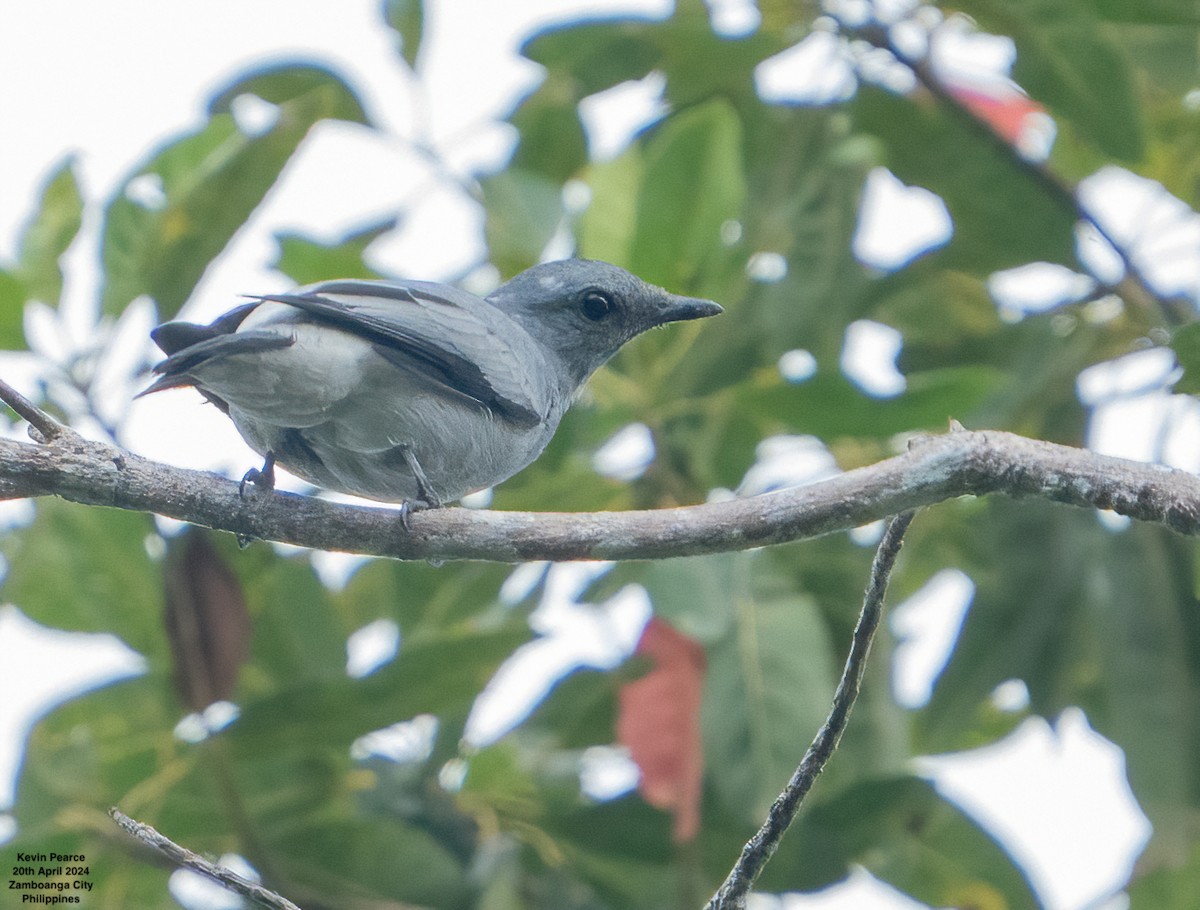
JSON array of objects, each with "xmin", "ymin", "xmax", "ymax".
[{"xmin": 580, "ymin": 291, "xmax": 615, "ymax": 322}]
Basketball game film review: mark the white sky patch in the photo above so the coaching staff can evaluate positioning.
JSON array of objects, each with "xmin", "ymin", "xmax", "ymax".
[
  {"xmin": 990, "ymin": 679, "xmax": 1031, "ymax": 713},
  {"xmin": 228, "ymin": 92, "xmax": 280, "ymax": 137},
  {"xmin": 562, "ymin": 178, "xmax": 592, "ymax": 213},
  {"xmin": 579, "ymin": 73, "xmax": 668, "ymax": 161},
  {"xmin": 124, "ymin": 173, "xmax": 168, "ymax": 210},
  {"xmin": 593, "ymin": 422, "xmax": 655, "ymax": 480},
  {"xmin": 738, "ymin": 435, "xmax": 840, "ymax": 496},
  {"xmin": 754, "ymin": 30, "xmax": 857, "ymax": 105},
  {"xmin": 778, "ymin": 348, "xmax": 818, "ymax": 383},
  {"xmin": 929, "ymin": 15, "xmax": 1017, "ymax": 84},
  {"xmin": 346, "ymin": 618, "xmax": 401, "ymax": 678},
  {"xmin": 848, "ymin": 520, "xmax": 885, "ymax": 547},
  {"xmin": 1089, "ymin": 392, "xmax": 1200, "ymax": 474},
  {"xmin": 778, "ymin": 866, "xmax": 930, "ymax": 909},
  {"xmin": 890, "ymin": 569, "xmax": 974, "ymax": 708},
  {"xmin": 1075, "ymin": 222, "xmax": 1127, "ymax": 288},
  {"xmin": 746, "ymin": 251, "xmax": 789, "ymax": 283},
  {"xmin": 708, "ymin": 0, "xmax": 760, "ymax": 37},
  {"xmin": 460, "ymin": 487, "xmax": 494, "ymax": 509},
  {"xmin": 465, "ymin": 581, "xmax": 649, "ymax": 745},
  {"xmin": 309, "ymin": 550, "xmax": 369, "ymax": 590},
  {"xmin": 1077, "ymin": 349, "xmax": 1177, "ymax": 404},
  {"xmin": 841, "ymin": 319, "xmax": 906, "ymax": 397},
  {"xmin": 856, "ymin": 44, "xmax": 918, "ymax": 95},
  {"xmin": 580, "ymin": 744, "xmax": 640, "ymax": 800},
  {"xmin": 173, "ymin": 701, "xmax": 240, "ymax": 744},
  {"xmin": 988, "ymin": 262, "xmax": 1096, "ymax": 318},
  {"xmin": 888, "ymin": 16, "xmax": 930, "ymax": 60},
  {"xmin": 350, "ymin": 714, "xmax": 438, "ymax": 763},
  {"xmin": 853, "ymin": 168, "xmax": 952, "ymax": 270},
  {"xmin": 1078, "ymin": 167, "xmax": 1200, "ymax": 301},
  {"xmin": 1077, "ymin": 349, "xmax": 1200, "ymax": 472},
  {"xmin": 171, "ymin": 853, "xmax": 260, "ymax": 910},
  {"xmin": 500, "ymin": 561, "xmax": 552, "ymax": 604},
  {"xmin": 920, "ymin": 710, "xmax": 1151, "ymax": 910}
]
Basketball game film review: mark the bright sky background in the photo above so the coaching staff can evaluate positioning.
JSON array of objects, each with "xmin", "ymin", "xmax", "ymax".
[{"xmin": 4, "ymin": 1, "xmax": 1197, "ymax": 908}]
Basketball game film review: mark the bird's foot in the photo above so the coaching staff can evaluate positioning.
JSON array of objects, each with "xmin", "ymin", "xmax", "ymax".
[
  {"xmin": 397, "ymin": 446, "xmax": 443, "ymax": 527},
  {"xmin": 239, "ymin": 452, "xmax": 276, "ymax": 498},
  {"xmin": 398, "ymin": 496, "xmax": 441, "ymax": 532}
]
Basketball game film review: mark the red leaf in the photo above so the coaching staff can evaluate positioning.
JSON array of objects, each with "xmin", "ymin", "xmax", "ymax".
[
  {"xmin": 164, "ymin": 530, "xmax": 251, "ymax": 711},
  {"xmin": 616, "ymin": 617, "xmax": 706, "ymax": 842},
  {"xmin": 941, "ymin": 76, "xmax": 1055, "ymax": 158}
]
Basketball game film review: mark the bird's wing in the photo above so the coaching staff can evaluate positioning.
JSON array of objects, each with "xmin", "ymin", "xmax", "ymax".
[{"xmin": 252, "ymin": 280, "xmax": 550, "ymax": 428}]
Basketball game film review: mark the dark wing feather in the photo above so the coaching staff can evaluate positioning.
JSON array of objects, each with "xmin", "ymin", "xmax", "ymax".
[
  {"xmin": 150, "ymin": 301, "xmax": 260, "ymax": 355},
  {"xmin": 139, "ymin": 330, "xmax": 294, "ymax": 404},
  {"xmin": 253, "ymin": 280, "xmax": 547, "ymax": 428}
]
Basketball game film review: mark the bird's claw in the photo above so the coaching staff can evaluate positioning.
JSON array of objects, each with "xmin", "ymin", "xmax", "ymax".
[
  {"xmin": 239, "ymin": 452, "xmax": 276, "ymax": 498},
  {"xmin": 398, "ymin": 497, "xmax": 439, "ymax": 532}
]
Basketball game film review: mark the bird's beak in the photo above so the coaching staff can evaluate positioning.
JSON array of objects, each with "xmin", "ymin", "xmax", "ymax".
[{"xmin": 657, "ymin": 294, "xmax": 724, "ymax": 325}]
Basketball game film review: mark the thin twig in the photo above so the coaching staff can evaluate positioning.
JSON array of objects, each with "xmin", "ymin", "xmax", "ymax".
[
  {"xmin": 706, "ymin": 511, "xmax": 916, "ymax": 910},
  {"xmin": 0, "ymin": 376, "xmax": 67, "ymax": 442},
  {"xmin": 109, "ymin": 808, "xmax": 302, "ymax": 910}
]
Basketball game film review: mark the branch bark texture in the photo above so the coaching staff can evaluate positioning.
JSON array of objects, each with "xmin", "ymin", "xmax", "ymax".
[
  {"xmin": 0, "ymin": 426, "xmax": 1197, "ymax": 561},
  {"xmin": 109, "ymin": 808, "xmax": 302, "ymax": 910}
]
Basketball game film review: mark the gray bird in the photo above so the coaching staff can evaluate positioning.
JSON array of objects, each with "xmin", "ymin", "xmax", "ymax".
[{"xmin": 143, "ymin": 259, "xmax": 722, "ymax": 509}]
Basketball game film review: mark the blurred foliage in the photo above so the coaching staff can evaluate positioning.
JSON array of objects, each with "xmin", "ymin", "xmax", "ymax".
[{"xmin": 3, "ymin": 0, "xmax": 1200, "ymax": 907}]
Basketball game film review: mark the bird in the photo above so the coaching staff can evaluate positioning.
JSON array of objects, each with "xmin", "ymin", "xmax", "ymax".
[{"xmin": 142, "ymin": 259, "xmax": 722, "ymax": 511}]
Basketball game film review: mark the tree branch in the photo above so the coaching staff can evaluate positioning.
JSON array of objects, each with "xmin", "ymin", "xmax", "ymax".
[
  {"xmin": 109, "ymin": 808, "xmax": 302, "ymax": 910},
  {"xmin": 0, "ymin": 421, "xmax": 1195, "ymax": 561},
  {"xmin": 706, "ymin": 511, "xmax": 915, "ymax": 910},
  {"xmin": 0, "ymin": 376, "xmax": 69, "ymax": 442}
]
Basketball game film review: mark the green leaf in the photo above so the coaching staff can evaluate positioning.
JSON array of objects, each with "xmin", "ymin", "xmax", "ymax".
[
  {"xmin": 16, "ymin": 157, "xmax": 84, "ymax": 307},
  {"xmin": 12, "ymin": 675, "xmax": 213, "ymax": 908},
  {"xmin": 507, "ymin": 80, "xmax": 590, "ymax": 183},
  {"xmin": 851, "ymin": 85, "xmax": 1079, "ymax": 273},
  {"xmin": 520, "ymin": 19, "xmax": 660, "ymax": 96},
  {"xmin": 920, "ymin": 501, "xmax": 1200, "ymax": 860},
  {"xmin": 0, "ymin": 268, "xmax": 27, "ymax": 348},
  {"xmin": 761, "ymin": 776, "xmax": 1041, "ymax": 909},
  {"xmin": 230, "ymin": 625, "xmax": 533, "ymax": 756},
  {"xmin": 522, "ymin": 667, "xmax": 619, "ymax": 749},
  {"xmin": 701, "ymin": 553, "xmax": 837, "ymax": 823},
  {"xmin": 1171, "ymin": 322, "xmax": 1200, "ymax": 394},
  {"xmin": 383, "ymin": 0, "xmax": 424, "ymax": 69},
  {"xmin": 267, "ymin": 816, "xmax": 469, "ymax": 908},
  {"xmin": 1129, "ymin": 839, "xmax": 1200, "ymax": 909},
  {"xmin": 101, "ymin": 63, "xmax": 369, "ymax": 319},
  {"xmin": 335, "ymin": 558, "xmax": 516, "ymax": 639},
  {"xmin": 655, "ymin": 14, "xmax": 781, "ymax": 109},
  {"xmin": 579, "ymin": 149, "xmax": 645, "ymax": 266},
  {"xmin": 542, "ymin": 795, "xmax": 676, "ymax": 906},
  {"xmin": 628, "ymin": 553, "xmax": 744, "ymax": 642},
  {"xmin": 237, "ymin": 546, "xmax": 349, "ymax": 686},
  {"xmin": 273, "ymin": 217, "xmax": 395, "ymax": 285},
  {"xmin": 950, "ymin": 0, "xmax": 1144, "ymax": 160},
  {"xmin": 481, "ymin": 168, "xmax": 564, "ymax": 277},
  {"xmin": 1106, "ymin": 25, "xmax": 1200, "ymax": 100},
  {"xmin": 1, "ymin": 500, "xmax": 165, "ymax": 660},
  {"xmin": 631, "ymin": 99, "xmax": 746, "ymax": 290},
  {"xmin": 206, "ymin": 62, "xmax": 370, "ymax": 123},
  {"xmin": 1089, "ymin": 0, "xmax": 1200, "ymax": 22},
  {"xmin": 734, "ymin": 365, "xmax": 1007, "ymax": 441}
]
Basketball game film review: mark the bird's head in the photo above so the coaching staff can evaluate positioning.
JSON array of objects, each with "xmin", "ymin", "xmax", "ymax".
[{"xmin": 487, "ymin": 259, "xmax": 722, "ymax": 392}]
